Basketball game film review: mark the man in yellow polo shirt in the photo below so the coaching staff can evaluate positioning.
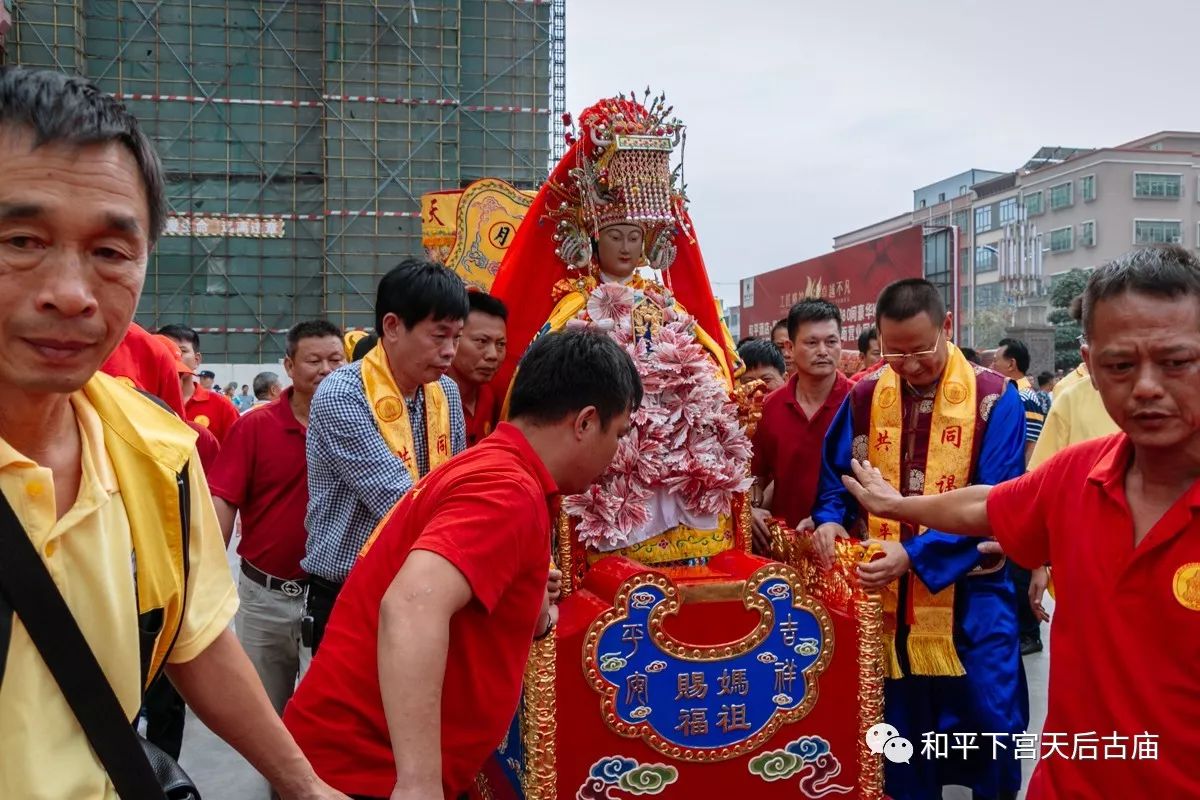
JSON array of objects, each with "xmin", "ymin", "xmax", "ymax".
[{"xmin": 0, "ymin": 67, "xmax": 346, "ymax": 800}]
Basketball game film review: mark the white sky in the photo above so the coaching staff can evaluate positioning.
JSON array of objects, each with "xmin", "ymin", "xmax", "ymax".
[{"xmin": 565, "ymin": 0, "xmax": 1200, "ymax": 305}]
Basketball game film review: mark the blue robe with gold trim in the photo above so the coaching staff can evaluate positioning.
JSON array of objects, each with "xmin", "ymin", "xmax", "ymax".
[{"xmin": 812, "ymin": 372, "xmax": 1029, "ymax": 800}]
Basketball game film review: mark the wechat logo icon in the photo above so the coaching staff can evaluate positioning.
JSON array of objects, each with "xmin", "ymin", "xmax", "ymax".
[{"xmin": 865, "ymin": 722, "xmax": 914, "ymax": 765}]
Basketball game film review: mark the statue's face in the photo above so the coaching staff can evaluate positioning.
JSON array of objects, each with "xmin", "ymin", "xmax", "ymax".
[{"xmin": 596, "ymin": 223, "xmax": 644, "ymax": 279}]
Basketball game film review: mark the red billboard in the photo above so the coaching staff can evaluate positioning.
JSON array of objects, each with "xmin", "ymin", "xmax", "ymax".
[{"xmin": 739, "ymin": 225, "xmax": 925, "ymax": 345}]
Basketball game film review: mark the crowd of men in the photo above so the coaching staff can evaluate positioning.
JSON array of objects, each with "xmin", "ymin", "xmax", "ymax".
[{"xmin": 2, "ymin": 65, "xmax": 1197, "ymax": 800}]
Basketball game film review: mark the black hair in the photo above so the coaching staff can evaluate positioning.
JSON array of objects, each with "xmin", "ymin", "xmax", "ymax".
[
  {"xmin": 286, "ymin": 319, "xmax": 343, "ymax": 358},
  {"xmin": 857, "ymin": 325, "xmax": 878, "ymax": 355},
  {"xmin": 786, "ymin": 298, "xmax": 842, "ymax": 341},
  {"xmin": 960, "ymin": 347, "xmax": 982, "ymax": 365},
  {"xmin": 771, "ymin": 319, "xmax": 788, "ymax": 337},
  {"xmin": 875, "ymin": 278, "xmax": 946, "ymax": 325},
  {"xmin": 1037, "ymin": 371, "xmax": 1055, "ymax": 389},
  {"xmin": 352, "ymin": 331, "xmax": 379, "ymax": 362},
  {"xmin": 0, "ymin": 66, "xmax": 167, "ymax": 243},
  {"xmin": 735, "ymin": 336, "xmax": 759, "ymax": 349},
  {"xmin": 252, "ymin": 371, "xmax": 280, "ymax": 400},
  {"xmin": 1083, "ymin": 245, "xmax": 1200, "ymax": 335},
  {"xmin": 508, "ymin": 330, "xmax": 643, "ymax": 429},
  {"xmin": 157, "ymin": 324, "xmax": 200, "ymax": 351},
  {"xmin": 375, "ymin": 258, "xmax": 469, "ymax": 333},
  {"xmin": 997, "ymin": 337, "xmax": 1031, "ymax": 374},
  {"xmin": 738, "ymin": 339, "xmax": 786, "ymax": 375},
  {"xmin": 467, "ymin": 291, "xmax": 508, "ymax": 321}
]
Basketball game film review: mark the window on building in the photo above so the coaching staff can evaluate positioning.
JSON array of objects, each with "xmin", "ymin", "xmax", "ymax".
[
  {"xmin": 938, "ymin": 191, "xmax": 946, "ymax": 203},
  {"xmin": 1080, "ymin": 220, "xmax": 1095, "ymax": 247},
  {"xmin": 1080, "ymin": 175, "xmax": 1096, "ymax": 202},
  {"xmin": 1050, "ymin": 227, "xmax": 1074, "ymax": 252},
  {"xmin": 959, "ymin": 247, "xmax": 970, "ymax": 273},
  {"xmin": 1134, "ymin": 219, "xmax": 1183, "ymax": 244},
  {"xmin": 1134, "ymin": 173, "xmax": 1182, "ymax": 199},
  {"xmin": 1049, "ymin": 182, "xmax": 1073, "ymax": 210},
  {"xmin": 920, "ymin": 199, "xmax": 927, "ymax": 208},
  {"xmin": 932, "ymin": 215, "xmax": 949, "ymax": 226},
  {"xmin": 1024, "ymin": 191, "xmax": 1044, "ymax": 215},
  {"xmin": 975, "ymin": 245, "xmax": 998, "ymax": 272},
  {"xmin": 975, "ymin": 206, "xmax": 992, "ymax": 233},
  {"xmin": 998, "ymin": 197, "xmax": 1018, "ymax": 224},
  {"xmin": 953, "ymin": 210, "xmax": 968, "ymax": 231},
  {"xmin": 976, "ymin": 283, "xmax": 1002, "ymax": 309}
]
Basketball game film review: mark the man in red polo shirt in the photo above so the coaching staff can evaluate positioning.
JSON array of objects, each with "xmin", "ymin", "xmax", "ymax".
[
  {"xmin": 284, "ymin": 330, "xmax": 641, "ymax": 800},
  {"xmin": 209, "ymin": 320, "xmax": 345, "ymax": 715},
  {"xmin": 158, "ymin": 323, "xmax": 240, "ymax": 443},
  {"xmin": 101, "ymin": 322, "xmax": 186, "ymax": 416},
  {"xmin": 750, "ymin": 299, "xmax": 852, "ymax": 551},
  {"xmin": 447, "ymin": 291, "xmax": 507, "ymax": 446},
  {"xmin": 840, "ymin": 244, "xmax": 1200, "ymax": 798}
]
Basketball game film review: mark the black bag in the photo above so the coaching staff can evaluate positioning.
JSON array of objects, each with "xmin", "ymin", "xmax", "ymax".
[{"xmin": 0, "ymin": 490, "xmax": 201, "ymax": 799}]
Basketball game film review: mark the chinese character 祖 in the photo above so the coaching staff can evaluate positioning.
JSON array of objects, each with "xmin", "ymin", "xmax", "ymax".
[
  {"xmin": 773, "ymin": 659, "xmax": 797, "ymax": 694},
  {"xmin": 921, "ymin": 732, "xmax": 948, "ymax": 760},
  {"xmin": 940, "ymin": 425, "xmax": 963, "ymax": 449},
  {"xmin": 716, "ymin": 704, "xmax": 752, "ymax": 734},
  {"xmin": 624, "ymin": 673, "xmax": 648, "ymax": 707},
  {"xmin": 983, "ymin": 732, "xmax": 1009, "ymax": 758},
  {"xmin": 1102, "ymin": 732, "xmax": 1128, "ymax": 760},
  {"xmin": 675, "ymin": 672, "xmax": 708, "ymax": 701},
  {"xmin": 951, "ymin": 733, "xmax": 979, "ymax": 759},
  {"xmin": 621, "ymin": 624, "xmax": 644, "ymax": 656},
  {"xmin": 717, "ymin": 669, "xmax": 749, "ymax": 697},
  {"xmin": 675, "ymin": 708, "xmax": 708, "ymax": 737},
  {"xmin": 1013, "ymin": 733, "xmax": 1040, "ymax": 760},
  {"xmin": 1042, "ymin": 732, "xmax": 1070, "ymax": 759},
  {"xmin": 936, "ymin": 474, "xmax": 958, "ymax": 493},
  {"xmin": 1132, "ymin": 733, "xmax": 1158, "ymax": 760},
  {"xmin": 1072, "ymin": 731, "xmax": 1099, "ymax": 760}
]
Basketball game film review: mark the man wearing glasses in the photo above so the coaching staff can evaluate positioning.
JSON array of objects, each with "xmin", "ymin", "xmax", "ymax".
[{"xmin": 810, "ymin": 278, "xmax": 1028, "ymax": 800}]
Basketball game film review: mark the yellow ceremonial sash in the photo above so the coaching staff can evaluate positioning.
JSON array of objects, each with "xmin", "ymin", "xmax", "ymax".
[
  {"xmin": 868, "ymin": 342, "xmax": 976, "ymax": 679},
  {"xmin": 360, "ymin": 343, "xmax": 452, "ymax": 483}
]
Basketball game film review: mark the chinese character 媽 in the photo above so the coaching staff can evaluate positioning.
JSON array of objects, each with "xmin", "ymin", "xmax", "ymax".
[{"xmin": 717, "ymin": 668, "xmax": 749, "ymax": 696}]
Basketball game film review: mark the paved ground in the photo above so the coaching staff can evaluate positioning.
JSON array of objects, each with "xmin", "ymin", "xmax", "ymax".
[{"xmin": 180, "ymin": 544, "xmax": 1052, "ymax": 799}]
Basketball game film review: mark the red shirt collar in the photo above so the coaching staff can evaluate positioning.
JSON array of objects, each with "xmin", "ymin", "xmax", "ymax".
[
  {"xmin": 267, "ymin": 386, "xmax": 303, "ymax": 432},
  {"xmin": 782, "ymin": 371, "xmax": 852, "ymax": 414},
  {"xmin": 191, "ymin": 383, "xmax": 212, "ymax": 402},
  {"xmin": 1088, "ymin": 432, "xmax": 1200, "ymax": 508},
  {"xmin": 489, "ymin": 421, "xmax": 558, "ymax": 500}
]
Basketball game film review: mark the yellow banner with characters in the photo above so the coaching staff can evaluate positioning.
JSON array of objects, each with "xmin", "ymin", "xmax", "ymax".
[{"xmin": 421, "ymin": 178, "xmax": 535, "ymax": 291}]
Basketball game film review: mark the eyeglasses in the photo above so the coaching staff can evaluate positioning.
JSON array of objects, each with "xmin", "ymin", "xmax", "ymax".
[{"xmin": 880, "ymin": 330, "xmax": 943, "ymax": 363}]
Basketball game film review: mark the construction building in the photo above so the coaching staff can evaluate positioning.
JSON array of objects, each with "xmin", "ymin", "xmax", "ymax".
[{"xmin": 0, "ymin": 0, "xmax": 565, "ymax": 361}]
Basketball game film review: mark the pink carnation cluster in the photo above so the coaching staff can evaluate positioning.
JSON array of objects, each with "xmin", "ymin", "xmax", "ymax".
[{"xmin": 562, "ymin": 284, "xmax": 753, "ymax": 549}]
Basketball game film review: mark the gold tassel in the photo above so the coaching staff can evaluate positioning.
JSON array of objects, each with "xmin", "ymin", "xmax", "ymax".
[
  {"xmin": 882, "ymin": 631, "xmax": 904, "ymax": 680},
  {"xmin": 906, "ymin": 634, "xmax": 966, "ymax": 677}
]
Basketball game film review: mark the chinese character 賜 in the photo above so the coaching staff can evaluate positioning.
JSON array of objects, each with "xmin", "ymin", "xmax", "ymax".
[
  {"xmin": 624, "ymin": 673, "xmax": 648, "ymax": 707},
  {"xmin": 716, "ymin": 704, "xmax": 752, "ymax": 734},
  {"xmin": 676, "ymin": 708, "xmax": 708, "ymax": 737},
  {"xmin": 717, "ymin": 668, "xmax": 749, "ymax": 696},
  {"xmin": 675, "ymin": 672, "xmax": 708, "ymax": 700}
]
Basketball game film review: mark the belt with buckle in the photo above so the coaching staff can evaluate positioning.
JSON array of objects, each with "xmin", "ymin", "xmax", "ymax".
[{"xmin": 240, "ymin": 560, "xmax": 307, "ymax": 598}]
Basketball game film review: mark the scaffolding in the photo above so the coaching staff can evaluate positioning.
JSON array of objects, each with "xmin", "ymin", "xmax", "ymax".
[{"xmin": 4, "ymin": 0, "xmax": 562, "ymax": 361}]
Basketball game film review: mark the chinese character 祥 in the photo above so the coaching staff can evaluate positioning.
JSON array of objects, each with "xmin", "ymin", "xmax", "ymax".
[
  {"xmin": 940, "ymin": 425, "xmax": 963, "ymax": 449},
  {"xmin": 1072, "ymin": 731, "xmax": 1099, "ymax": 760},
  {"xmin": 1132, "ymin": 733, "xmax": 1158, "ymax": 760},
  {"xmin": 621, "ymin": 624, "xmax": 644, "ymax": 656},
  {"xmin": 675, "ymin": 672, "xmax": 708, "ymax": 701},
  {"xmin": 936, "ymin": 474, "xmax": 958, "ymax": 493},
  {"xmin": 1102, "ymin": 732, "xmax": 1128, "ymax": 760},
  {"xmin": 717, "ymin": 668, "xmax": 749, "ymax": 696},
  {"xmin": 1042, "ymin": 732, "xmax": 1070, "ymax": 760},
  {"xmin": 675, "ymin": 708, "xmax": 708, "ymax": 737},
  {"xmin": 624, "ymin": 673, "xmax": 648, "ymax": 707},
  {"xmin": 773, "ymin": 659, "xmax": 797, "ymax": 694},
  {"xmin": 951, "ymin": 733, "xmax": 979, "ymax": 759},
  {"xmin": 780, "ymin": 616, "xmax": 799, "ymax": 646},
  {"xmin": 921, "ymin": 732, "xmax": 948, "ymax": 760},
  {"xmin": 875, "ymin": 431, "xmax": 893, "ymax": 452},
  {"xmin": 1013, "ymin": 733, "xmax": 1040, "ymax": 760},
  {"xmin": 716, "ymin": 704, "xmax": 752, "ymax": 734}
]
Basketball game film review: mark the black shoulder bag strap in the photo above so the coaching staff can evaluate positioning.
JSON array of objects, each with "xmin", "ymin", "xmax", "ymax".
[{"xmin": 0, "ymin": 490, "xmax": 168, "ymax": 799}]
